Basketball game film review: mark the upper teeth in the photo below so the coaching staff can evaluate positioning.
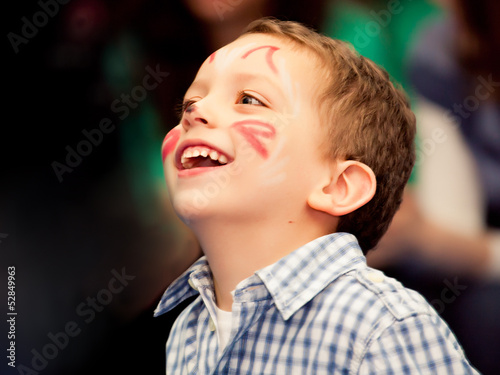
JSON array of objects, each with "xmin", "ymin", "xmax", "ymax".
[{"xmin": 181, "ymin": 146, "xmax": 228, "ymax": 167}]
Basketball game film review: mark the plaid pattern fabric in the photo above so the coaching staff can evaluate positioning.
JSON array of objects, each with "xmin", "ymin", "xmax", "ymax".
[{"xmin": 154, "ymin": 233, "xmax": 479, "ymax": 374}]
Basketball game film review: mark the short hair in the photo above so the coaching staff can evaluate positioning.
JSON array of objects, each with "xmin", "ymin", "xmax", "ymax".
[{"xmin": 241, "ymin": 17, "xmax": 416, "ymax": 253}]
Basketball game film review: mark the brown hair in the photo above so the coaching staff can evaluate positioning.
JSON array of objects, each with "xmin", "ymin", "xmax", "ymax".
[{"xmin": 241, "ymin": 17, "xmax": 416, "ymax": 253}]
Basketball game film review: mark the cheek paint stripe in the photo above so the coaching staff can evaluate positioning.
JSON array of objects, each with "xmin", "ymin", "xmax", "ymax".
[
  {"xmin": 241, "ymin": 45, "xmax": 280, "ymax": 74},
  {"xmin": 232, "ymin": 120, "xmax": 276, "ymax": 158},
  {"xmin": 161, "ymin": 128, "xmax": 181, "ymax": 162}
]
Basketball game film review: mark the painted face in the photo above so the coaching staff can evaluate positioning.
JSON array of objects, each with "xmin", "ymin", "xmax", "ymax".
[{"xmin": 162, "ymin": 33, "xmax": 329, "ymax": 224}]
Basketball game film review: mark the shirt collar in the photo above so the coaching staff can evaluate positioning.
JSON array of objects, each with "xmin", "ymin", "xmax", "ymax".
[
  {"xmin": 254, "ymin": 232, "xmax": 365, "ymax": 320},
  {"xmin": 154, "ymin": 233, "xmax": 365, "ymax": 319},
  {"xmin": 153, "ymin": 257, "xmax": 210, "ymax": 317}
]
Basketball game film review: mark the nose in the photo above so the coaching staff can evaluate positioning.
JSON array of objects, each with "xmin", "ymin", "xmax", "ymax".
[{"xmin": 181, "ymin": 101, "xmax": 213, "ymax": 131}]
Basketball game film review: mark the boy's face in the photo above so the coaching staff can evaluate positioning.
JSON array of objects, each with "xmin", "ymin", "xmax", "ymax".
[{"xmin": 162, "ymin": 33, "xmax": 330, "ymax": 224}]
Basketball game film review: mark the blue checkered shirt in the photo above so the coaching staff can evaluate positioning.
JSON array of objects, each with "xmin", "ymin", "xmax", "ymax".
[{"xmin": 154, "ymin": 233, "xmax": 479, "ymax": 374}]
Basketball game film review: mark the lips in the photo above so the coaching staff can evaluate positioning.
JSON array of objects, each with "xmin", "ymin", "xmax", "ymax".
[{"xmin": 175, "ymin": 140, "xmax": 233, "ymax": 175}]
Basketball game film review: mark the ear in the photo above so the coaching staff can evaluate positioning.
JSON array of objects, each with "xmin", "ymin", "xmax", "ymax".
[{"xmin": 307, "ymin": 160, "xmax": 376, "ymax": 217}]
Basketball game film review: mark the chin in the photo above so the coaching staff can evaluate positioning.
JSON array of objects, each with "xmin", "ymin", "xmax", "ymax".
[{"xmin": 170, "ymin": 189, "xmax": 214, "ymax": 226}]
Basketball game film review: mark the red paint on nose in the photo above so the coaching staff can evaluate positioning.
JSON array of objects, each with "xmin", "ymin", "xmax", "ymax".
[
  {"xmin": 208, "ymin": 51, "xmax": 216, "ymax": 63},
  {"xmin": 162, "ymin": 128, "xmax": 181, "ymax": 162}
]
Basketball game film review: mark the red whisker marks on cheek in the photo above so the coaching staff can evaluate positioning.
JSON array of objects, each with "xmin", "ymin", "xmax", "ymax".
[
  {"xmin": 232, "ymin": 120, "xmax": 276, "ymax": 158},
  {"xmin": 162, "ymin": 128, "xmax": 181, "ymax": 162},
  {"xmin": 241, "ymin": 45, "xmax": 280, "ymax": 74},
  {"xmin": 208, "ymin": 51, "xmax": 216, "ymax": 63}
]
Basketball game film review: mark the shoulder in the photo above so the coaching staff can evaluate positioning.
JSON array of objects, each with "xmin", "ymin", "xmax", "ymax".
[
  {"xmin": 352, "ymin": 267, "xmax": 433, "ymax": 319},
  {"xmin": 307, "ymin": 266, "xmax": 437, "ymax": 354},
  {"xmin": 318, "ymin": 267, "xmax": 434, "ymax": 324},
  {"xmin": 318, "ymin": 268, "xmax": 478, "ymax": 373},
  {"xmin": 311, "ymin": 268, "xmax": 433, "ymax": 357}
]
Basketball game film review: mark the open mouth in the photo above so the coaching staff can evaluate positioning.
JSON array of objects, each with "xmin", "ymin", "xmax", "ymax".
[{"xmin": 176, "ymin": 145, "xmax": 233, "ymax": 171}]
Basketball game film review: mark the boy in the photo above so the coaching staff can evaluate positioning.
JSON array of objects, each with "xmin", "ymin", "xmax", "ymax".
[{"xmin": 154, "ymin": 18, "xmax": 479, "ymax": 374}]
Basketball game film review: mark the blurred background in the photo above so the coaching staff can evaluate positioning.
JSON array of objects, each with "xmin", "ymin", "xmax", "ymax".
[{"xmin": 2, "ymin": 0, "xmax": 499, "ymax": 374}]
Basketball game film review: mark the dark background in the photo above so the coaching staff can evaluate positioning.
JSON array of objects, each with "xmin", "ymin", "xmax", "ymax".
[{"xmin": 2, "ymin": 1, "xmax": 202, "ymax": 374}]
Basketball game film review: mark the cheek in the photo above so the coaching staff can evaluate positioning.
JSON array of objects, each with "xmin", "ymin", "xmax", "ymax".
[
  {"xmin": 231, "ymin": 120, "xmax": 276, "ymax": 159},
  {"xmin": 161, "ymin": 127, "xmax": 181, "ymax": 162}
]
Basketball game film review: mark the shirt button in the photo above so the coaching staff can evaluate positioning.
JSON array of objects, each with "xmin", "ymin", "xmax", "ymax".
[
  {"xmin": 367, "ymin": 270, "xmax": 385, "ymax": 283},
  {"xmin": 209, "ymin": 318, "xmax": 216, "ymax": 332},
  {"xmin": 188, "ymin": 278, "xmax": 198, "ymax": 291}
]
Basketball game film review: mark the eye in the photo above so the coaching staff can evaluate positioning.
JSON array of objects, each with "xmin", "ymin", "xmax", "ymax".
[
  {"xmin": 182, "ymin": 99, "xmax": 197, "ymax": 113},
  {"xmin": 237, "ymin": 92, "xmax": 265, "ymax": 106}
]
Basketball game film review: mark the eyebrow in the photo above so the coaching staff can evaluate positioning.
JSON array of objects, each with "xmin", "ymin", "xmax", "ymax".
[
  {"xmin": 186, "ymin": 71, "xmax": 286, "ymax": 102},
  {"xmin": 185, "ymin": 79, "xmax": 207, "ymax": 94},
  {"xmin": 232, "ymin": 72, "xmax": 286, "ymax": 98}
]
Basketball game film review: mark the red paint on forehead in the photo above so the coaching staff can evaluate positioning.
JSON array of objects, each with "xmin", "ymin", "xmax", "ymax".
[
  {"xmin": 241, "ymin": 45, "xmax": 280, "ymax": 74},
  {"xmin": 162, "ymin": 127, "xmax": 181, "ymax": 162},
  {"xmin": 232, "ymin": 120, "xmax": 276, "ymax": 158}
]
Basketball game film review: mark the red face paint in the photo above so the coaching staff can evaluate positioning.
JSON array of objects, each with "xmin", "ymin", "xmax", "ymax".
[
  {"xmin": 241, "ymin": 45, "xmax": 280, "ymax": 74},
  {"xmin": 208, "ymin": 51, "xmax": 216, "ymax": 63},
  {"xmin": 162, "ymin": 128, "xmax": 181, "ymax": 162},
  {"xmin": 232, "ymin": 120, "xmax": 276, "ymax": 158}
]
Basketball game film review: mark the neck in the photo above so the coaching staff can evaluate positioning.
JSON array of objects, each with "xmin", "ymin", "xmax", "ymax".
[{"xmin": 190, "ymin": 210, "xmax": 335, "ymax": 311}]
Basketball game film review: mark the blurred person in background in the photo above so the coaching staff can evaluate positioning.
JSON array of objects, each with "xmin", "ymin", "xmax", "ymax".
[
  {"xmin": 366, "ymin": 0, "xmax": 500, "ymax": 373},
  {"xmin": 322, "ymin": 0, "xmax": 443, "ymax": 104}
]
